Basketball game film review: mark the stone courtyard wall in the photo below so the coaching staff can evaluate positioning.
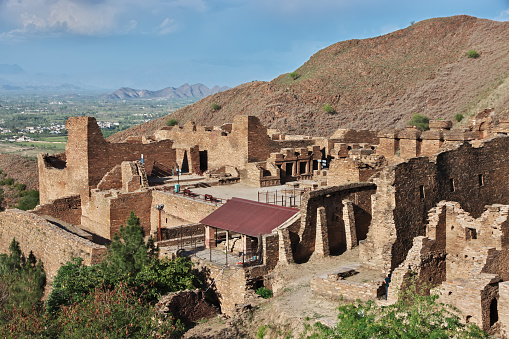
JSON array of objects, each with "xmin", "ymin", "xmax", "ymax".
[{"xmin": 0, "ymin": 209, "xmax": 105, "ymax": 283}]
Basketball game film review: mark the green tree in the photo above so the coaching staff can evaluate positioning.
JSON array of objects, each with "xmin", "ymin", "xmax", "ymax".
[
  {"xmin": 408, "ymin": 113, "xmax": 430, "ymax": 131},
  {"xmin": 211, "ymin": 103, "xmax": 221, "ymax": 111},
  {"xmin": 101, "ymin": 211, "xmax": 158, "ymax": 284},
  {"xmin": 136, "ymin": 257, "xmax": 201, "ymax": 302},
  {"xmin": 0, "ymin": 239, "xmax": 46, "ymax": 321},
  {"xmin": 166, "ymin": 118, "xmax": 178, "ymax": 126},
  {"xmin": 455, "ymin": 113, "xmax": 464, "ymax": 122},
  {"xmin": 45, "ymin": 257, "xmax": 104, "ymax": 313}
]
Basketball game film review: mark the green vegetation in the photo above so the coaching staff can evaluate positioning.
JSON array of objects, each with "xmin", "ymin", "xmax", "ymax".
[
  {"xmin": 289, "ymin": 72, "xmax": 300, "ymax": 80},
  {"xmin": 255, "ymin": 286, "xmax": 273, "ymax": 299},
  {"xmin": 322, "ymin": 104, "xmax": 335, "ymax": 114},
  {"xmin": 257, "ymin": 324, "xmax": 269, "ymax": 338},
  {"xmin": 0, "ymin": 174, "xmax": 39, "ymax": 211},
  {"xmin": 0, "ymin": 238, "xmax": 46, "ymax": 317},
  {"xmin": 408, "ymin": 113, "xmax": 430, "ymax": 131},
  {"xmin": 466, "ymin": 49, "xmax": 480, "ymax": 59},
  {"xmin": 17, "ymin": 190, "xmax": 39, "ymax": 210},
  {"xmin": 455, "ymin": 113, "xmax": 464, "ymax": 122},
  {"xmin": 211, "ymin": 103, "xmax": 222, "ymax": 111},
  {"xmin": 306, "ymin": 279, "xmax": 487, "ymax": 339},
  {"xmin": 0, "ymin": 212, "xmax": 197, "ymax": 337},
  {"xmin": 166, "ymin": 118, "xmax": 179, "ymax": 126}
]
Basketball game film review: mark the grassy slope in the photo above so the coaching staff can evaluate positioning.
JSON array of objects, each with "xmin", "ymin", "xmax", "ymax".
[{"xmin": 109, "ymin": 15, "xmax": 509, "ymax": 142}]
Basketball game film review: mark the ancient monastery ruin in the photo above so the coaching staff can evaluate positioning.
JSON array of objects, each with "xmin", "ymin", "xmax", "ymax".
[{"xmin": 2, "ymin": 110, "xmax": 509, "ymax": 335}]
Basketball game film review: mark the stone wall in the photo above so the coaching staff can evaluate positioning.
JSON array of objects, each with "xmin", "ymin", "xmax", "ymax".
[
  {"xmin": 0, "ymin": 209, "xmax": 105, "ymax": 284},
  {"xmin": 151, "ymin": 190, "xmax": 219, "ymax": 234},
  {"xmin": 310, "ymin": 276, "xmax": 383, "ymax": 302},
  {"xmin": 361, "ymin": 136, "xmax": 509, "ymax": 272},
  {"xmin": 32, "ymin": 195, "xmax": 82, "ymax": 225},
  {"xmin": 293, "ymin": 183, "xmax": 376, "ymax": 263},
  {"xmin": 192, "ymin": 258, "xmax": 249, "ymax": 315},
  {"xmin": 81, "ymin": 189, "xmax": 152, "ymax": 239},
  {"xmin": 39, "ymin": 117, "xmax": 176, "ymax": 204}
]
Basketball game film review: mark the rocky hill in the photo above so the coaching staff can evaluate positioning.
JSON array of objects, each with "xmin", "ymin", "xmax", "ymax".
[
  {"xmin": 102, "ymin": 83, "xmax": 229, "ymax": 100},
  {"xmin": 108, "ymin": 15, "xmax": 509, "ymax": 142}
]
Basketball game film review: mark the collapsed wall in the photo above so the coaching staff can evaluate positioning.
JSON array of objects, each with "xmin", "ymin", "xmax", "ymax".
[{"xmin": 361, "ymin": 135, "xmax": 509, "ymax": 272}]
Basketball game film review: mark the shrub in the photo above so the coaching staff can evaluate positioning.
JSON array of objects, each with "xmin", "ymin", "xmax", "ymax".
[
  {"xmin": 255, "ymin": 287, "xmax": 273, "ymax": 299},
  {"xmin": 466, "ymin": 49, "xmax": 480, "ymax": 58},
  {"xmin": 211, "ymin": 103, "xmax": 221, "ymax": 111},
  {"xmin": 455, "ymin": 113, "xmax": 464, "ymax": 122},
  {"xmin": 289, "ymin": 72, "xmax": 299, "ymax": 80},
  {"xmin": 0, "ymin": 177, "xmax": 14, "ymax": 186},
  {"xmin": 322, "ymin": 104, "xmax": 335, "ymax": 114},
  {"xmin": 48, "ymin": 284, "xmax": 185, "ymax": 338},
  {"xmin": 310, "ymin": 277, "xmax": 488, "ymax": 339},
  {"xmin": 166, "ymin": 118, "xmax": 178, "ymax": 126},
  {"xmin": 408, "ymin": 113, "xmax": 430, "ymax": 131},
  {"xmin": 17, "ymin": 190, "xmax": 39, "ymax": 210}
]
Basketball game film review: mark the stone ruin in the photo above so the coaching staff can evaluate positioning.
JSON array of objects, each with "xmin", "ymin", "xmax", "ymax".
[{"xmin": 3, "ymin": 112, "xmax": 509, "ymax": 334}]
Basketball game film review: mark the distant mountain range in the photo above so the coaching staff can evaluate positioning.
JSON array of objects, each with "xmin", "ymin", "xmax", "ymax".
[{"xmin": 101, "ymin": 84, "xmax": 230, "ymax": 100}]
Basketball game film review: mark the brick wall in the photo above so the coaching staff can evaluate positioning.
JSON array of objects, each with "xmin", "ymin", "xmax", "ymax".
[
  {"xmin": 0, "ymin": 209, "xmax": 105, "ymax": 284},
  {"xmin": 361, "ymin": 136, "xmax": 509, "ymax": 272},
  {"xmin": 293, "ymin": 183, "xmax": 376, "ymax": 263},
  {"xmin": 81, "ymin": 189, "xmax": 152, "ymax": 239},
  {"xmin": 151, "ymin": 190, "xmax": 219, "ymax": 234},
  {"xmin": 39, "ymin": 117, "xmax": 176, "ymax": 204},
  {"xmin": 33, "ymin": 195, "xmax": 82, "ymax": 225}
]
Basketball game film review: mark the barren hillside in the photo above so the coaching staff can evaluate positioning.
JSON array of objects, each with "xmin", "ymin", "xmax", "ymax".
[{"xmin": 109, "ymin": 15, "xmax": 509, "ymax": 142}]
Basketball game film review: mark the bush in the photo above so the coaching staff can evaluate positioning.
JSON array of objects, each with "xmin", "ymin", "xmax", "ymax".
[
  {"xmin": 255, "ymin": 287, "xmax": 273, "ymax": 299},
  {"xmin": 17, "ymin": 190, "xmax": 39, "ymax": 210},
  {"xmin": 0, "ymin": 177, "xmax": 14, "ymax": 186},
  {"xmin": 322, "ymin": 104, "xmax": 335, "ymax": 114},
  {"xmin": 166, "ymin": 118, "xmax": 178, "ymax": 126},
  {"xmin": 289, "ymin": 72, "xmax": 299, "ymax": 80},
  {"xmin": 48, "ymin": 284, "xmax": 185, "ymax": 338},
  {"xmin": 309, "ymin": 278, "xmax": 488, "ymax": 339},
  {"xmin": 455, "ymin": 113, "xmax": 464, "ymax": 122},
  {"xmin": 408, "ymin": 113, "xmax": 430, "ymax": 131},
  {"xmin": 466, "ymin": 49, "xmax": 480, "ymax": 58},
  {"xmin": 211, "ymin": 103, "xmax": 221, "ymax": 111}
]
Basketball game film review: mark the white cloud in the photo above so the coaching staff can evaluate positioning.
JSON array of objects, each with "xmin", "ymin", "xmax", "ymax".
[
  {"xmin": 158, "ymin": 17, "xmax": 178, "ymax": 35},
  {"xmin": 0, "ymin": 0, "xmax": 120, "ymax": 36},
  {"xmin": 494, "ymin": 9, "xmax": 509, "ymax": 22}
]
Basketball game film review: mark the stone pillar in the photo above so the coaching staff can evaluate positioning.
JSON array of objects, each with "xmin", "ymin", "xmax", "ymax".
[
  {"xmin": 499, "ymin": 281, "xmax": 509, "ymax": 338},
  {"xmin": 343, "ymin": 200, "xmax": 357, "ymax": 250},
  {"xmin": 292, "ymin": 161, "xmax": 298, "ymax": 176},
  {"xmin": 204, "ymin": 226, "xmax": 216, "ymax": 249},
  {"xmin": 314, "ymin": 207, "xmax": 330, "ymax": 256},
  {"xmin": 278, "ymin": 228, "xmax": 294, "ymax": 265},
  {"xmin": 242, "ymin": 234, "xmax": 253, "ymax": 257}
]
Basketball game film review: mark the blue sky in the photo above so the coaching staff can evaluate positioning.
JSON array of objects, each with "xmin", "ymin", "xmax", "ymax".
[{"xmin": 0, "ymin": 0, "xmax": 508, "ymax": 90}]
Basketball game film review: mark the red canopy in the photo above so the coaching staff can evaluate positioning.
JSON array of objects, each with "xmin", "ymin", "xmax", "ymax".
[{"xmin": 200, "ymin": 197, "xmax": 299, "ymax": 237}]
